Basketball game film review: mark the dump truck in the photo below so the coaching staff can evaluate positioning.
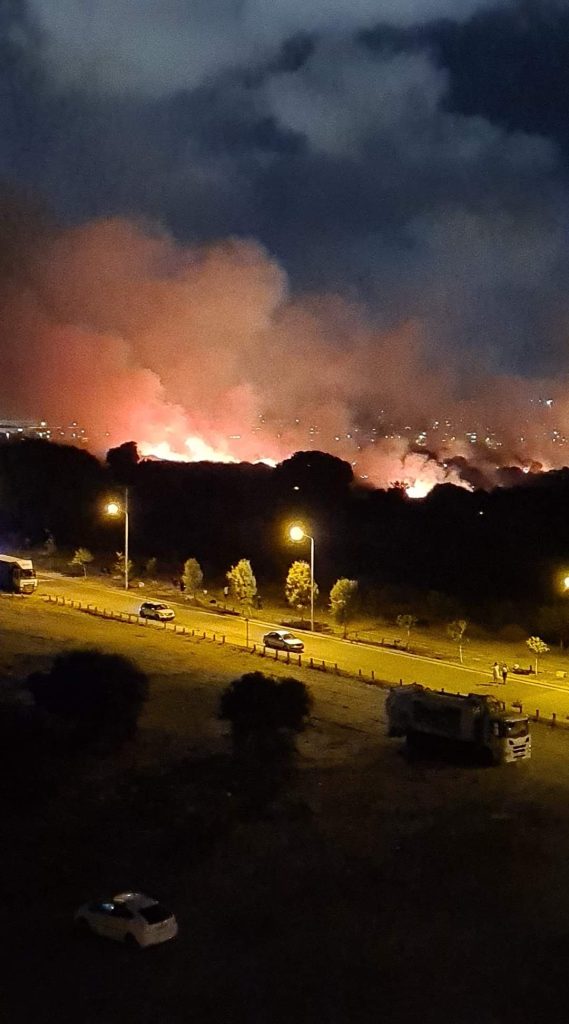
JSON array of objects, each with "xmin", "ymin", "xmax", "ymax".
[
  {"xmin": 0, "ymin": 555, "xmax": 37, "ymax": 594},
  {"xmin": 386, "ymin": 684, "xmax": 531, "ymax": 764}
]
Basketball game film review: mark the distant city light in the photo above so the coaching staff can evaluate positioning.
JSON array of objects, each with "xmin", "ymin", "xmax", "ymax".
[{"xmin": 6, "ymin": 402, "xmax": 569, "ymax": 495}]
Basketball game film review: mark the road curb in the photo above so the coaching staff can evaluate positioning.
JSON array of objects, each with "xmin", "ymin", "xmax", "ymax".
[{"xmin": 40, "ymin": 593, "xmax": 569, "ymax": 735}]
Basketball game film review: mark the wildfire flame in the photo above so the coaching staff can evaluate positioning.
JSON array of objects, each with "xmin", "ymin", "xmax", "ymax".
[
  {"xmin": 139, "ymin": 436, "xmax": 278, "ymax": 467},
  {"xmin": 405, "ymin": 480, "xmax": 433, "ymax": 499}
]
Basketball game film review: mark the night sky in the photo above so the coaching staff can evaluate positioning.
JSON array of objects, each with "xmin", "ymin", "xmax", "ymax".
[{"xmin": 2, "ymin": 0, "xmax": 569, "ymax": 485}]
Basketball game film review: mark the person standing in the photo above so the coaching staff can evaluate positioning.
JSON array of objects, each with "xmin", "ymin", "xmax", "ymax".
[
  {"xmin": 492, "ymin": 662, "xmax": 500, "ymax": 685},
  {"xmin": 501, "ymin": 663, "xmax": 508, "ymax": 685}
]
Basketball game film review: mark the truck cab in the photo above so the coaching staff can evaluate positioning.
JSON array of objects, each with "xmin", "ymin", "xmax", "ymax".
[
  {"xmin": 488, "ymin": 712, "xmax": 531, "ymax": 764},
  {"xmin": 0, "ymin": 555, "xmax": 38, "ymax": 594}
]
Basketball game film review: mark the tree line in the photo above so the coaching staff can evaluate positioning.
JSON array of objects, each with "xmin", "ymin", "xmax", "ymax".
[{"xmin": 4, "ymin": 436, "xmax": 569, "ymax": 632}]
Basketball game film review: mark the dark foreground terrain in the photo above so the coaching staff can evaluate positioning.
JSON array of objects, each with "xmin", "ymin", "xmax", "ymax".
[{"xmin": 2, "ymin": 601, "xmax": 569, "ymax": 1023}]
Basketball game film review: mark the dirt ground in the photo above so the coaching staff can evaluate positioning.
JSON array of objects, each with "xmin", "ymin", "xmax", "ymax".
[{"xmin": 2, "ymin": 597, "xmax": 569, "ymax": 1023}]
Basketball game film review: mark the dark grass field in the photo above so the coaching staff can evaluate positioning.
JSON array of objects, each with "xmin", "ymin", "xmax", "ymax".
[{"xmin": 2, "ymin": 598, "xmax": 569, "ymax": 1023}]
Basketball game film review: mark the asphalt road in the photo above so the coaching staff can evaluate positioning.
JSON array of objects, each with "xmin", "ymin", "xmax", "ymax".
[{"xmin": 37, "ymin": 573, "xmax": 569, "ymax": 722}]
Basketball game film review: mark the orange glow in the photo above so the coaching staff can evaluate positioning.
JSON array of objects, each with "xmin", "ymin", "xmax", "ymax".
[
  {"xmin": 140, "ymin": 438, "xmax": 237, "ymax": 463},
  {"xmin": 139, "ymin": 436, "xmax": 278, "ymax": 466},
  {"xmin": 2, "ymin": 213, "xmax": 569, "ymax": 496},
  {"xmin": 405, "ymin": 480, "xmax": 432, "ymax": 499}
]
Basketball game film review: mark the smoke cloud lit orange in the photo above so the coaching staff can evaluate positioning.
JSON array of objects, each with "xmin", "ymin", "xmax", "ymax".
[{"xmin": 1, "ymin": 209, "xmax": 568, "ymax": 494}]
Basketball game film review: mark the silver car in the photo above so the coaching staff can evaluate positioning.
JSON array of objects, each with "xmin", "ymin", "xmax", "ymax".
[
  {"xmin": 139, "ymin": 601, "xmax": 175, "ymax": 621},
  {"xmin": 263, "ymin": 630, "xmax": 304, "ymax": 653},
  {"xmin": 75, "ymin": 892, "xmax": 178, "ymax": 947}
]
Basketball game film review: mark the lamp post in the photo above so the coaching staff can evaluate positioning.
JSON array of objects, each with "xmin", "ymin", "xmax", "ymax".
[
  {"xmin": 289, "ymin": 524, "xmax": 315, "ymax": 632},
  {"xmin": 106, "ymin": 487, "xmax": 129, "ymax": 590}
]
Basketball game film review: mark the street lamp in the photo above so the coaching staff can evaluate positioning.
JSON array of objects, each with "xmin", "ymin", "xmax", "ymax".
[
  {"xmin": 105, "ymin": 487, "xmax": 129, "ymax": 591},
  {"xmin": 289, "ymin": 524, "xmax": 315, "ymax": 632}
]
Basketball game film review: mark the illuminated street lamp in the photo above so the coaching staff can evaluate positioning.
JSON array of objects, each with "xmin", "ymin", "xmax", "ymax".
[
  {"xmin": 105, "ymin": 488, "xmax": 129, "ymax": 591},
  {"xmin": 289, "ymin": 524, "xmax": 315, "ymax": 632}
]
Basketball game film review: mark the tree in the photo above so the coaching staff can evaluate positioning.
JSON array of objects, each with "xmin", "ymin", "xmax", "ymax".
[
  {"xmin": 537, "ymin": 604, "xmax": 569, "ymax": 650},
  {"xmin": 43, "ymin": 532, "xmax": 56, "ymax": 558},
  {"xmin": 42, "ymin": 531, "xmax": 57, "ymax": 570},
  {"xmin": 329, "ymin": 578, "xmax": 358, "ymax": 638},
  {"xmin": 69, "ymin": 547, "xmax": 94, "ymax": 577},
  {"xmin": 226, "ymin": 559, "xmax": 257, "ymax": 611},
  {"xmin": 396, "ymin": 613, "xmax": 418, "ymax": 651},
  {"xmin": 220, "ymin": 672, "xmax": 312, "ymax": 750},
  {"xmin": 274, "ymin": 451, "xmax": 353, "ymax": 500},
  {"xmin": 113, "ymin": 550, "xmax": 133, "ymax": 581},
  {"xmin": 219, "ymin": 672, "xmax": 312, "ymax": 807},
  {"xmin": 106, "ymin": 441, "xmax": 140, "ymax": 483},
  {"xmin": 0, "ymin": 437, "xmax": 105, "ymax": 551},
  {"xmin": 27, "ymin": 650, "xmax": 149, "ymax": 751},
  {"xmin": 145, "ymin": 557, "xmax": 157, "ymax": 578},
  {"xmin": 285, "ymin": 560, "xmax": 319, "ymax": 621},
  {"xmin": 526, "ymin": 635, "xmax": 550, "ymax": 674},
  {"xmin": 447, "ymin": 619, "xmax": 468, "ymax": 664},
  {"xmin": 183, "ymin": 557, "xmax": 204, "ymax": 599}
]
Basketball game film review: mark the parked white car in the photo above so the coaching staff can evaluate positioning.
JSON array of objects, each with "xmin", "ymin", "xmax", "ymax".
[
  {"xmin": 75, "ymin": 892, "xmax": 178, "ymax": 947},
  {"xmin": 263, "ymin": 630, "xmax": 304, "ymax": 653},
  {"xmin": 139, "ymin": 601, "xmax": 175, "ymax": 621}
]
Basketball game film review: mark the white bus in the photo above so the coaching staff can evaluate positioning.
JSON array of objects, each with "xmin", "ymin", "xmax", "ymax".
[{"xmin": 0, "ymin": 555, "xmax": 38, "ymax": 594}]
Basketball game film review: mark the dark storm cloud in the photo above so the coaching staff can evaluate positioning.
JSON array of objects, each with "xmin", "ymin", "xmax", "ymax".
[
  {"xmin": 426, "ymin": 1, "xmax": 569, "ymax": 155},
  {"xmin": 246, "ymin": 36, "xmax": 569, "ymax": 373},
  {"xmin": 30, "ymin": 0, "xmax": 504, "ymax": 95}
]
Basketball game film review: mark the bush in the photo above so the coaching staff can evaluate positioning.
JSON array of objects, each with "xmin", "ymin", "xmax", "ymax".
[
  {"xmin": 219, "ymin": 671, "xmax": 312, "ymax": 748},
  {"xmin": 219, "ymin": 672, "xmax": 312, "ymax": 810},
  {"xmin": 28, "ymin": 650, "xmax": 149, "ymax": 751}
]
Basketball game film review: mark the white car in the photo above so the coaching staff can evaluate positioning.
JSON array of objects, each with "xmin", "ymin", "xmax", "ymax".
[
  {"xmin": 139, "ymin": 601, "xmax": 175, "ymax": 621},
  {"xmin": 75, "ymin": 892, "xmax": 178, "ymax": 947},
  {"xmin": 263, "ymin": 630, "xmax": 304, "ymax": 653}
]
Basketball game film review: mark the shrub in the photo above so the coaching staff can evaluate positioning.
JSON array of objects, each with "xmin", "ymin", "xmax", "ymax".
[
  {"xmin": 219, "ymin": 672, "xmax": 312, "ymax": 810},
  {"xmin": 219, "ymin": 671, "xmax": 311, "ymax": 745},
  {"xmin": 28, "ymin": 650, "xmax": 149, "ymax": 751}
]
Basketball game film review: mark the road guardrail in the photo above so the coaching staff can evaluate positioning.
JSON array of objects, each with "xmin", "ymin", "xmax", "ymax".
[{"xmin": 40, "ymin": 593, "xmax": 569, "ymax": 730}]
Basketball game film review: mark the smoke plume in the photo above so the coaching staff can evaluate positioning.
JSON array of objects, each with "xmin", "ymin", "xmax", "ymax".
[{"xmin": 0, "ymin": 202, "xmax": 567, "ymax": 492}]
